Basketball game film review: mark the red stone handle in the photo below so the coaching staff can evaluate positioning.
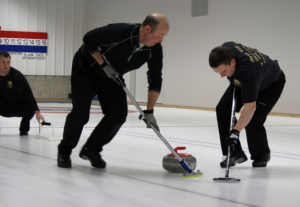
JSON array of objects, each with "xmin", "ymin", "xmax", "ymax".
[{"xmin": 174, "ymin": 147, "xmax": 186, "ymax": 153}]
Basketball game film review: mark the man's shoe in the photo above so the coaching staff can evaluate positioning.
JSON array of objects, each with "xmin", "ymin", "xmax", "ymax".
[
  {"xmin": 220, "ymin": 150, "xmax": 248, "ymax": 168},
  {"xmin": 252, "ymin": 153, "xmax": 270, "ymax": 168},
  {"xmin": 20, "ymin": 131, "xmax": 28, "ymax": 136},
  {"xmin": 79, "ymin": 147, "xmax": 106, "ymax": 168},
  {"xmin": 57, "ymin": 153, "xmax": 72, "ymax": 168}
]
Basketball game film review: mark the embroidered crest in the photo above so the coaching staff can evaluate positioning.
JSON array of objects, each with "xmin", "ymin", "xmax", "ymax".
[
  {"xmin": 7, "ymin": 81, "xmax": 13, "ymax": 88},
  {"xmin": 234, "ymin": 79, "xmax": 241, "ymax": 86}
]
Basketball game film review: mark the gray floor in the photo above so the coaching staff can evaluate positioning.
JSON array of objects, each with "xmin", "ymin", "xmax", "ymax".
[{"xmin": 1, "ymin": 103, "xmax": 300, "ymax": 207}]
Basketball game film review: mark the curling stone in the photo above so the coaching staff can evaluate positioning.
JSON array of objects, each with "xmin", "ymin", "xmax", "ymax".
[{"xmin": 162, "ymin": 147, "xmax": 197, "ymax": 173}]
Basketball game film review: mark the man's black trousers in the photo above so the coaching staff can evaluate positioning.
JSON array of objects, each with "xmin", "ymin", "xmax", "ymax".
[
  {"xmin": 58, "ymin": 54, "xmax": 127, "ymax": 155},
  {"xmin": 216, "ymin": 71, "xmax": 286, "ymax": 160},
  {"xmin": 0, "ymin": 99, "xmax": 35, "ymax": 132}
]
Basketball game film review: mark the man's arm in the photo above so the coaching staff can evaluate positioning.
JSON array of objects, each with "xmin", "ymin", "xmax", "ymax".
[
  {"xmin": 147, "ymin": 91, "xmax": 159, "ymax": 110},
  {"xmin": 225, "ymin": 101, "xmax": 256, "ymax": 150},
  {"xmin": 91, "ymin": 51, "xmax": 120, "ymax": 84},
  {"xmin": 92, "ymin": 51, "xmax": 105, "ymax": 66},
  {"xmin": 140, "ymin": 91, "xmax": 160, "ymax": 130},
  {"xmin": 234, "ymin": 101, "xmax": 256, "ymax": 132},
  {"xmin": 15, "ymin": 71, "xmax": 45, "ymax": 124},
  {"xmin": 35, "ymin": 110, "xmax": 45, "ymax": 124},
  {"xmin": 17, "ymin": 72, "xmax": 40, "ymax": 111}
]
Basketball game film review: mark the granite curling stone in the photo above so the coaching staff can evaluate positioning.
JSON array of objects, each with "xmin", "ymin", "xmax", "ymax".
[{"xmin": 162, "ymin": 146, "xmax": 197, "ymax": 173}]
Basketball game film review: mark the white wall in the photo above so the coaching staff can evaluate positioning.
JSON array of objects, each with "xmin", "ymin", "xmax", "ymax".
[
  {"xmin": 0, "ymin": 0, "xmax": 86, "ymax": 76},
  {"xmin": 165, "ymin": 0, "xmax": 300, "ymax": 115},
  {"xmin": 1, "ymin": 0, "xmax": 298, "ymax": 113},
  {"xmin": 86, "ymin": 0, "xmax": 300, "ymax": 114},
  {"xmin": 84, "ymin": 0, "xmax": 299, "ymax": 114}
]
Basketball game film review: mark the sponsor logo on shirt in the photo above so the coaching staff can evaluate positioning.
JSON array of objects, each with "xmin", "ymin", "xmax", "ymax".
[{"xmin": 235, "ymin": 45, "xmax": 267, "ymax": 66}]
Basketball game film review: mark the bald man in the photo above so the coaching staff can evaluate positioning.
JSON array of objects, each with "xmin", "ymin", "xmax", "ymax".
[{"xmin": 58, "ymin": 13, "xmax": 169, "ymax": 168}]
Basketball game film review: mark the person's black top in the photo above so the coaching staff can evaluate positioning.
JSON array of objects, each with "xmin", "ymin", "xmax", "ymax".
[
  {"xmin": 78, "ymin": 23, "xmax": 163, "ymax": 93},
  {"xmin": 223, "ymin": 42, "xmax": 282, "ymax": 103},
  {"xmin": 0, "ymin": 67, "xmax": 39, "ymax": 111}
]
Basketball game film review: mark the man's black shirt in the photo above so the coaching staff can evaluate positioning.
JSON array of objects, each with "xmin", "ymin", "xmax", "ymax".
[
  {"xmin": 0, "ymin": 67, "xmax": 39, "ymax": 111},
  {"xmin": 223, "ymin": 42, "xmax": 281, "ymax": 103},
  {"xmin": 79, "ymin": 23, "xmax": 163, "ymax": 93}
]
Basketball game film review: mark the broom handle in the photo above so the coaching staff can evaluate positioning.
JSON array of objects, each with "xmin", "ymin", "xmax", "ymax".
[
  {"xmin": 100, "ymin": 53, "xmax": 186, "ymax": 164},
  {"xmin": 116, "ymin": 76, "xmax": 184, "ymax": 163},
  {"xmin": 225, "ymin": 87, "xmax": 236, "ymax": 178}
]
